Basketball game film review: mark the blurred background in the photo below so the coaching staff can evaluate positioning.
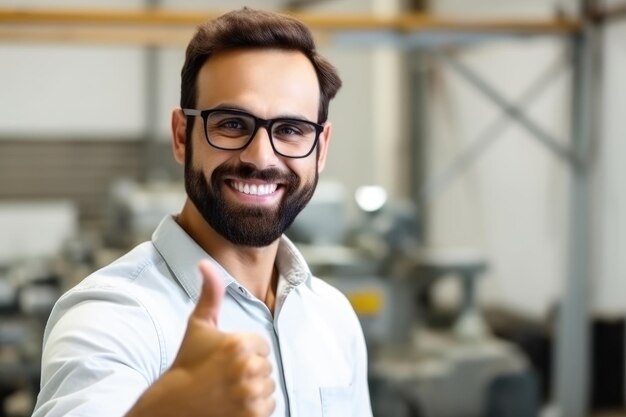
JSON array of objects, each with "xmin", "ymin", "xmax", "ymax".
[{"xmin": 0, "ymin": 0, "xmax": 624, "ymax": 416}]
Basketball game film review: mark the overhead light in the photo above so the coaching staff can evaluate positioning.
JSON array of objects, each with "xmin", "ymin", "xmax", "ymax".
[{"xmin": 355, "ymin": 185, "xmax": 387, "ymax": 212}]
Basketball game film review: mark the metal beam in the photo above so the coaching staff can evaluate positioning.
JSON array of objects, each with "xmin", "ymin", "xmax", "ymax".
[
  {"xmin": 432, "ymin": 49, "xmax": 580, "ymax": 168},
  {"xmin": 283, "ymin": 0, "xmax": 335, "ymax": 12},
  {"xmin": 0, "ymin": 7, "xmax": 581, "ymax": 33},
  {"xmin": 419, "ymin": 54, "xmax": 568, "ymax": 202},
  {"xmin": 590, "ymin": 2, "xmax": 626, "ymax": 23},
  {"xmin": 0, "ymin": 7, "xmax": 582, "ymax": 48}
]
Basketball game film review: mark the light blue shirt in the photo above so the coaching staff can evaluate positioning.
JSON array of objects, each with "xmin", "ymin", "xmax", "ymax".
[{"xmin": 33, "ymin": 215, "xmax": 372, "ymax": 417}]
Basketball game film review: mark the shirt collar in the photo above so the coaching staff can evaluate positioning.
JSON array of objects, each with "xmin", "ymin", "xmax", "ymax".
[
  {"xmin": 151, "ymin": 215, "xmax": 311, "ymax": 302},
  {"xmin": 276, "ymin": 234, "xmax": 312, "ymax": 287}
]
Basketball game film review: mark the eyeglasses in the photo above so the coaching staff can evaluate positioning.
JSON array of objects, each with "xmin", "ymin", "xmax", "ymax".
[{"xmin": 182, "ymin": 108, "xmax": 324, "ymax": 159}]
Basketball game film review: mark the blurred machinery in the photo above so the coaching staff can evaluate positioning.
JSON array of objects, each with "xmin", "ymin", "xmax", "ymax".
[
  {"xmin": 105, "ymin": 179, "xmax": 187, "ymax": 248},
  {"xmin": 0, "ymin": 202, "xmax": 74, "ymax": 417},
  {"xmin": 0, "ymin": 187, "xmax": 186, "ymax": 416},
  {"xmin": 288, "ymin": 181, "xmax": 539, "ymax": 417},
  {"xmin": 1, "ymin": 181, "xmax": 539, "ymax": 417}
]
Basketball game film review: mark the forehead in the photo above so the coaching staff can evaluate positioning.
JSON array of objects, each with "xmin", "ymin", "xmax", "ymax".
[{"xmin": 196, "ymin": 48, "xmax": 320, "ymax": 119}]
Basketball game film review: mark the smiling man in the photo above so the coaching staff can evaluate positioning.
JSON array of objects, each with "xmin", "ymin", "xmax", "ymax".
[{"xmin": 32, "ymin": 8, "xmax": 372, "ymax": 417}]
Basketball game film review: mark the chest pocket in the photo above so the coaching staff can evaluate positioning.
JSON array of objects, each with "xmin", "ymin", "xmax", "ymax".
[{"xmin": 320, "ymin": 384, "xmax": 354, "ymax": 417}]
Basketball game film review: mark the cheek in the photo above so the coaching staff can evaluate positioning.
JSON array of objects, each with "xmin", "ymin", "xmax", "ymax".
[
  {"xmin": 189, "ymin": 144, "xmax": 229, "ymax": 176},
  {"xmin": 289, "ymin": 159, "xmax": 317, "ymax": 184}
]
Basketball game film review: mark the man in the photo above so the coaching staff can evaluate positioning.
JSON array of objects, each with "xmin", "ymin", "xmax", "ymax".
[{"xmin": 32, "ymin": 7, "xmax": 372, "ymax": 417}]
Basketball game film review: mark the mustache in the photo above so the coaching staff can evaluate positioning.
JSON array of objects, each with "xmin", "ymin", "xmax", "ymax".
[{"xmin": 211, "ymin": 162, "xmax": 299, "ymax": 187}]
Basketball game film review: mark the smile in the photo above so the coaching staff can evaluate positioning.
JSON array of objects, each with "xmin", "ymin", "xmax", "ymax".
[{"xmin": 230, "ymin": 180, "xmax": 279, "ymax": 196}]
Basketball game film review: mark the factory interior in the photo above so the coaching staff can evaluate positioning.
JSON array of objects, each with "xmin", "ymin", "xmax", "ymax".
[{"xmin": 0, "ymin": 0, "xmax": 625, "ymax": 416}]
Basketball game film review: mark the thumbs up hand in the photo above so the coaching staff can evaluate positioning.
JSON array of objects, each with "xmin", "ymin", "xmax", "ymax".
[{"xmin": 126, "ymin": 261, "xmax": 276, "ymax": 417}]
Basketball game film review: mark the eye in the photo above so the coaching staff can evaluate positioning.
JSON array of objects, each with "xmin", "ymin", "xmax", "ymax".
[
  {"xmin": 273, "ymin": 120, "xmax": 316, "ymax": 139},
  {"xmin": 209, "ymin": 115, "xmax": 253, "ymax": 133},
  {"xmin": 218, "ymin": 118, "xmax": 247, "ymax": 130},
  {"xmin": 275, "ymin": 124, "xmax": 303, "ymax": 136}
]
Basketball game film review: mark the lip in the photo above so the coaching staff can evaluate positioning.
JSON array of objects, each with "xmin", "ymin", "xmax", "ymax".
[{"xmin": 223, "ymin": 175, "xmax": 286, "ymax": 185}]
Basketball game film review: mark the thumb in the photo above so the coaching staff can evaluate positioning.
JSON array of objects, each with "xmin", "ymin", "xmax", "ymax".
[{"xmin": 193, "ymin": 260, "xmax": 225, "ymax": 327}]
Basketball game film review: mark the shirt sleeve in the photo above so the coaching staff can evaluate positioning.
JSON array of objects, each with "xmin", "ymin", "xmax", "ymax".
[{"xmin": 32, "ymin": 285, "xmax": 163, "ymax": 417}]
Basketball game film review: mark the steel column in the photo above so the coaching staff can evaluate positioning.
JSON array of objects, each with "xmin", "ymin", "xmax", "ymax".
[
  {"xmin": 142, "ymin": 0, "xmax": 161, "ymax": 181},
  {"xmin": 553, "ymin": 21, "xmax": 596, "ymax": 417}
]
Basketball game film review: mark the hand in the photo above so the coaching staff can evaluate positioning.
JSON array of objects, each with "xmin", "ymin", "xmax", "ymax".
[{"xmin": 126, "ymin": 260, "xmax": 276, "ymax": 417}]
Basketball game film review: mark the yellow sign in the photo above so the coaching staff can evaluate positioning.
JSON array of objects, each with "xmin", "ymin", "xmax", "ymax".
[{"xmin": 347, "ymin": 291, "xmax": 383, "ymax": 316}]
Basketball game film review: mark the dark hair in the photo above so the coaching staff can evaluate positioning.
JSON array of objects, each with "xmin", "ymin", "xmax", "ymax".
[{"xmin": 180, "ymin": 8, "xmax": 342, "ymax": 125}]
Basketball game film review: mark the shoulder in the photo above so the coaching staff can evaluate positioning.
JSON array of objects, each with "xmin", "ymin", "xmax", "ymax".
[
  {"xmin": 49, "ymin": 238, "xmax": 189, "ymax": 327},
  {"xmin": 35, "ymin": 243, "xmax": 173, "ymax": 417},
  {"xmin": 59, "ymin": 241, "xmax": 187, "ymax": 315},
  {"xmin": 49, "ymin": 242, "xmax": 164, "ymax": 329},
  {"xmin": 303, "ymin": 276, "xmax": 362, "ymax": 333},
  {"xmin": 307, "ymin": 275, "xmax": 351, "ymax": 306},
  {"xmin": 45, "ymin": 244, "xmax": 158, "ymax": 352},
  {"xmin": 79, "ymin": 241, "xmax": 164, "ymax": 288},
  {"xmin": 43, "ymin": 241, "xmax": 188, "ymax": 377}
]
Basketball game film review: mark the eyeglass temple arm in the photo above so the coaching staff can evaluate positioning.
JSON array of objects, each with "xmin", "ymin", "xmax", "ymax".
[{"xmin": 182, "ymin": 109, "xmax": 201, "ymax": 117}]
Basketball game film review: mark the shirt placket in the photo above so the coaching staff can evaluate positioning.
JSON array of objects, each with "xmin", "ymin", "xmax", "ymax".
[{"xmin": 231, "ymin": 282, "xmax": 294, "ymax": 417}]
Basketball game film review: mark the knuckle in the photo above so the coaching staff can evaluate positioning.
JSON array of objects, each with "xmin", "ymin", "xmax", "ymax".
[
  {"xmin": 243, "ymin": 357, "xmax": 259, "ymax": 376},
  {"xmin": 250, "ymin": 382, "xmax": 265, "ymax": 399},
  {"xmin": 243, "ymin": 396, "xmax": 275, "ymax": 417},
  {"xmin": 242, "ymin": 396, "xmax": 273, "ymax": 417},
  {"xmin": 268, "ymin": 378, "xmax": 276, "ymax": 393},
  {"xmin": 220, "ymin": 334, "xmax": 247, "ymax": 355},
  {"xmin": 234, "ymin": 355, "xmax": 263, "ymax": 378},
  {"xmin": 268, "ymin": 397, "xmax": 277, "ymax": 414},
  {"xmin": 237, "ymin": 381, "xmax": 258, "ymax": 402},
  {"xmin": 229, "ymin": 349, "xmax": 274, "ymax": 379}
]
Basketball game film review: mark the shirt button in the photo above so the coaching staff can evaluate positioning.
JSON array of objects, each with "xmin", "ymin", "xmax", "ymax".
[{"xmin": 239, "ymin": 286, "xmax": 246, "ymax": 294}]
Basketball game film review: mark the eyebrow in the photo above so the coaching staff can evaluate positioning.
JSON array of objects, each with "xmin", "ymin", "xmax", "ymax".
[{"xmin": 210, "ymin": 103, "xmax": 315, "ymax": 123}]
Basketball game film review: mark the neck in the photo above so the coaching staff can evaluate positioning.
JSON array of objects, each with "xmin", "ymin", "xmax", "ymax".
[{"xmin": 177, "ymin": 199, "xmax": 280, "ymax": 312}]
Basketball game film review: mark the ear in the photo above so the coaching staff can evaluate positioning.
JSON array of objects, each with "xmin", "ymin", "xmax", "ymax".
[
  {"xmin": 316, "ymin": 122, "xmax": 332, "ymax": 173},
  {"xmin": 171, "ymin": 108, "xmax": 188, "ymax": 165}
]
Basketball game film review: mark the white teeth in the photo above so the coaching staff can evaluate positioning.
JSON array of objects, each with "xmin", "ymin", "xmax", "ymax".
[{"xmin": 232, "ymin": 181, "xmax": 277, "ymax": 196}]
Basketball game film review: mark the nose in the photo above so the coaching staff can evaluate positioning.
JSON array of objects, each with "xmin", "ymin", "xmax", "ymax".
[{"xmin": 238, "ymin": 126, "xmax": 279, "ymax": 169}]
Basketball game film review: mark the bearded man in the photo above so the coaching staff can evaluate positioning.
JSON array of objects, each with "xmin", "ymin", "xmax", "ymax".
[{"xmin": 33, "ymin": 8, "xmax": 372, "ymax": 417}]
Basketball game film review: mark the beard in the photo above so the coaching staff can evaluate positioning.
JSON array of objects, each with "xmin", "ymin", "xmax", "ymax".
[{"xmin": 185, "ymin": 159, "xmax": 318, "ymax": 247}]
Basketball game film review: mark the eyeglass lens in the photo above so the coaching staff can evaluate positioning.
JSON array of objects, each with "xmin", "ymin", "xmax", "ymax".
[{"xmin": 206, "ymin": 111, "xmax": 317, "ymax": 157}]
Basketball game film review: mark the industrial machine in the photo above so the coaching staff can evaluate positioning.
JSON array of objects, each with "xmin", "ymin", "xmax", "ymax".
[
  {"xmin": 288, "ymin": 182, "xmax": 539, "ymax": 417},
  {"xmin": 79, "ymin": 178, "xmax": 538, "ymax": 417},
  {"xmin": 0, "ymin": 202, "xmax": 75, "ymax": 417}
]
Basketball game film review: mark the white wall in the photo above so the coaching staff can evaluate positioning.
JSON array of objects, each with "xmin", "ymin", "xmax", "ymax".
[
  {"xmin": 0, "ymin": 0, "xmax": 147, "ymax": 137},
  {"xmin": 0, "ymin": 44, "xmax": 147, "ymax": 137},
  {"xmin": 3, "ymin": 0, "xmax": 616, "ymax": 320},
  {"xmin": 0, "ymin": 0, "xmax": 400, "ymax": 214},
  {"xmin": 0, "ymin": 201, "xmax": 77, "ymax": 264},
  {"xmin": 426, "ymin": 0, "xmax": 625, "ymax": 319},
  {"xmin": 426, "ymin": 0, "xmax": 575, "ymax": 318}
]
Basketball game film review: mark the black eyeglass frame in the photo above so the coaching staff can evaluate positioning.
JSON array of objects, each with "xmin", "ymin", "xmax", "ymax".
[{"xmin": 182, "ymin": 108, "xmax": 325, "ymax": 159}]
